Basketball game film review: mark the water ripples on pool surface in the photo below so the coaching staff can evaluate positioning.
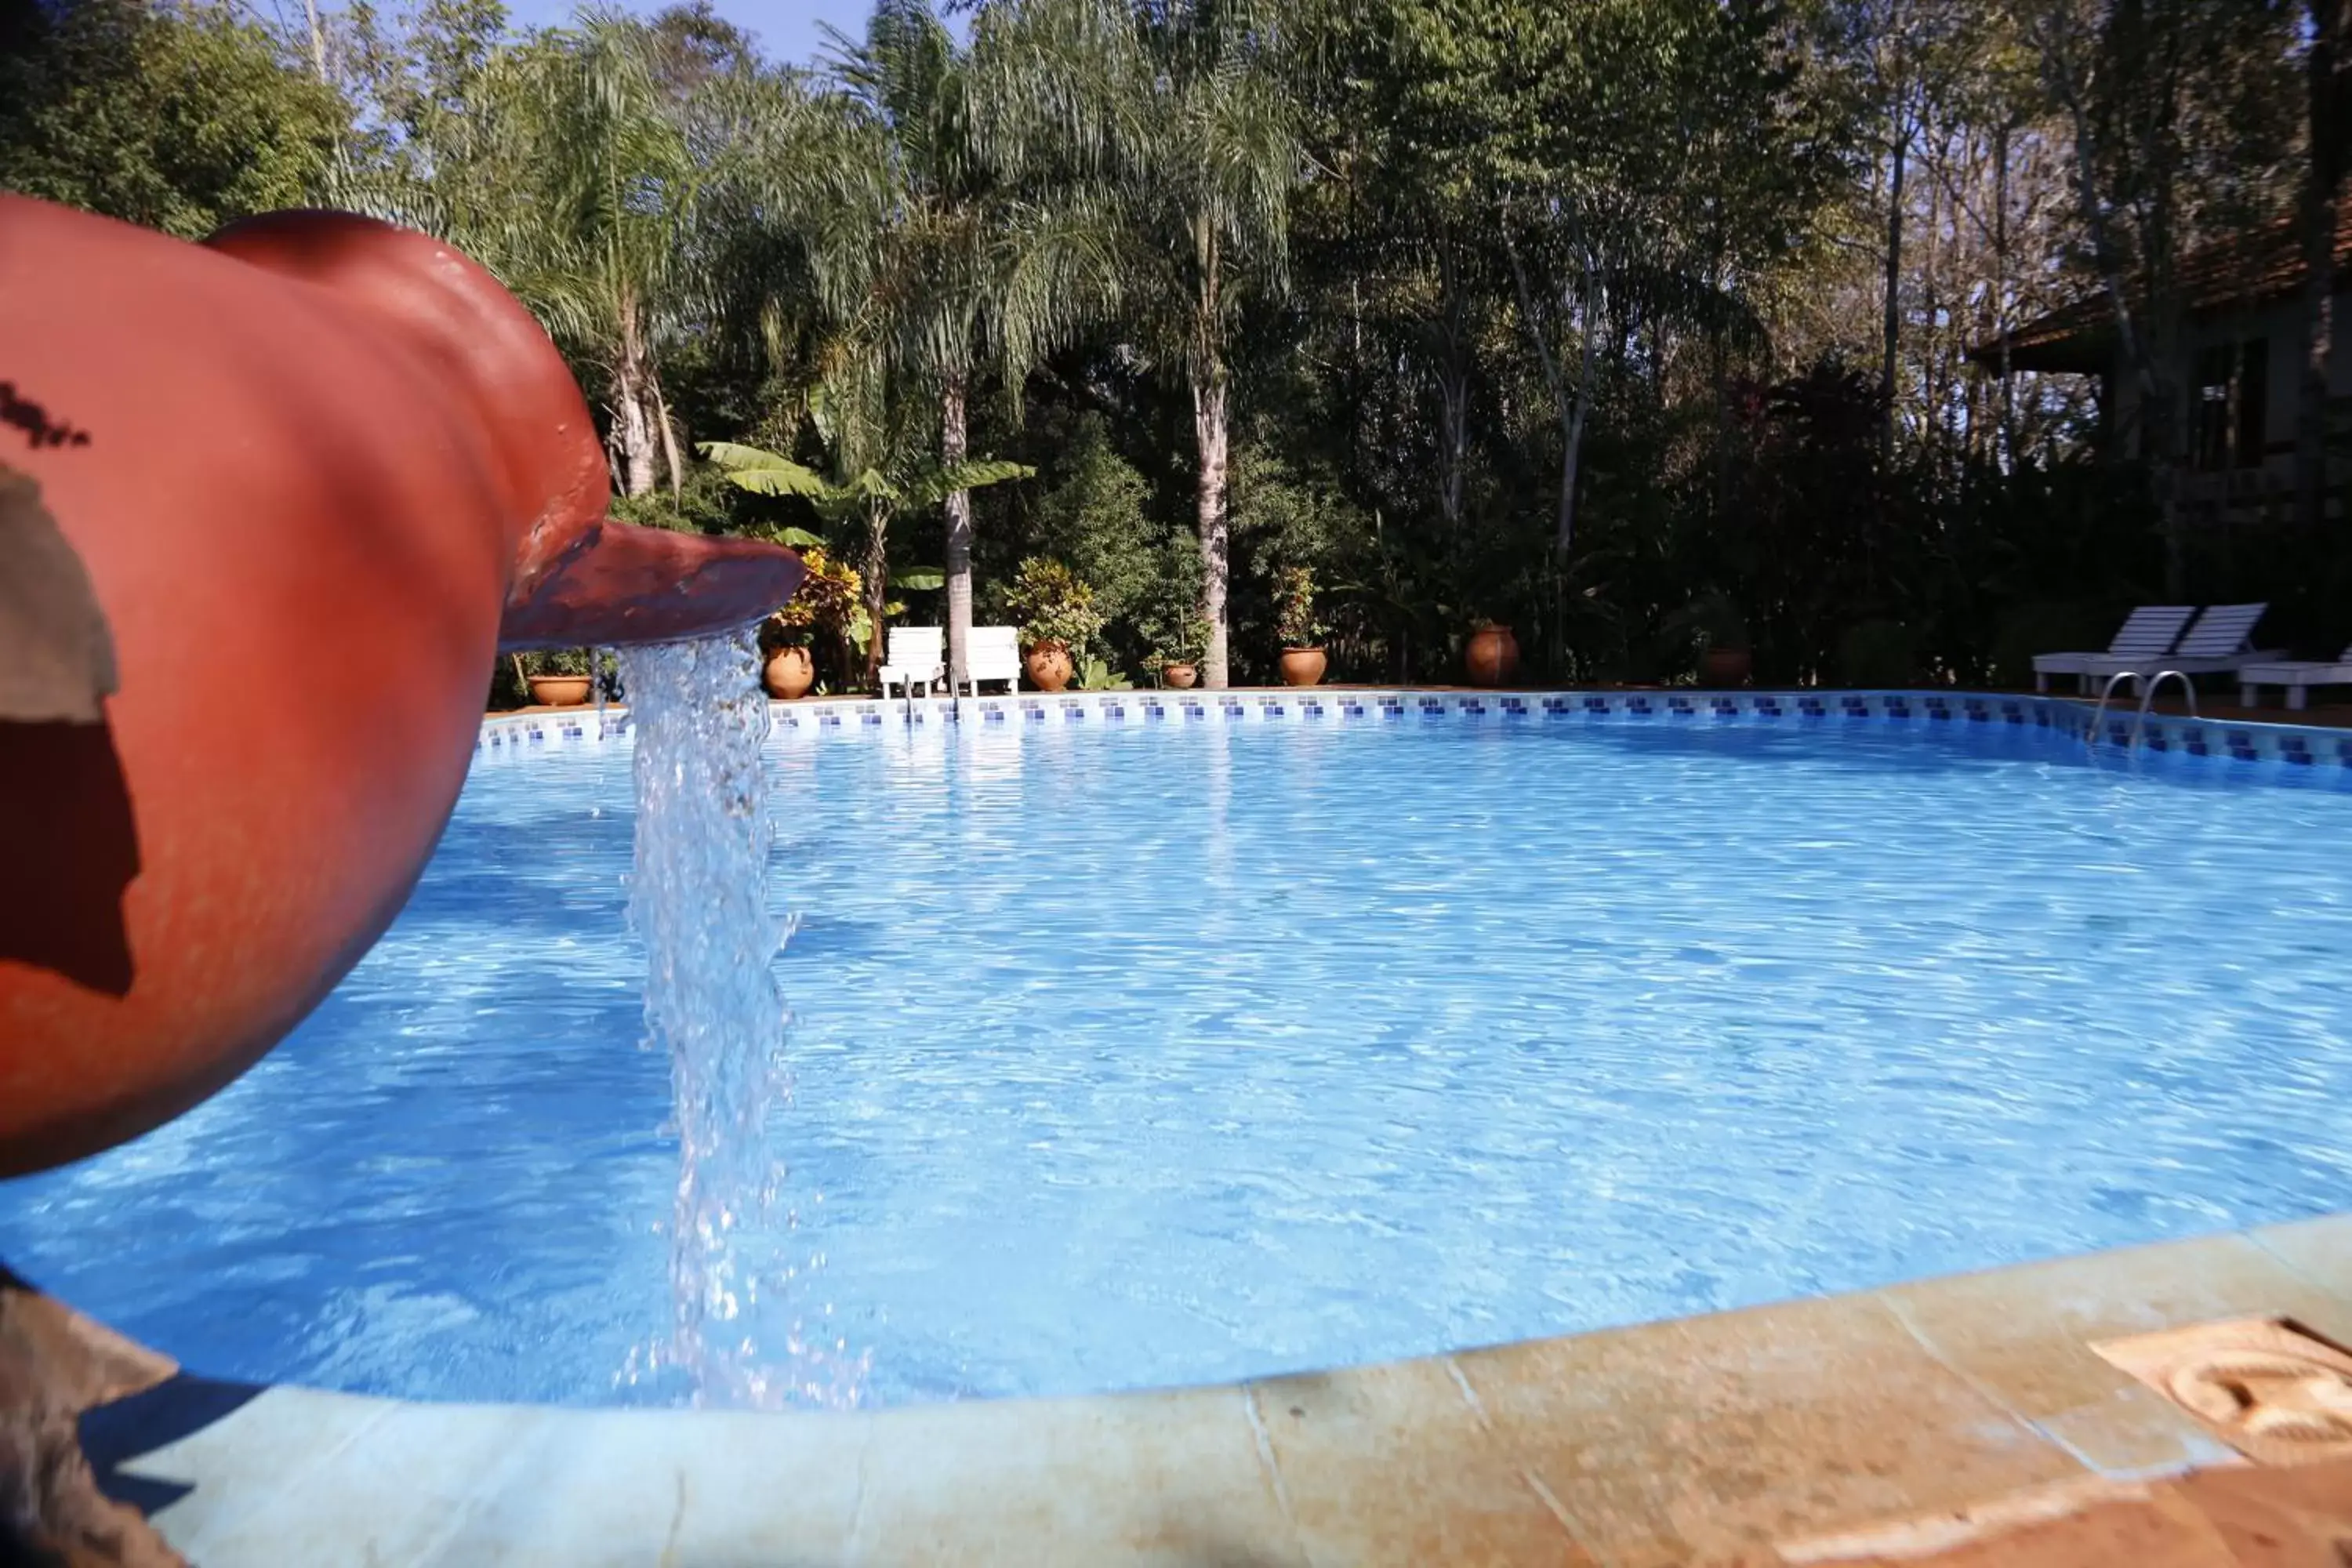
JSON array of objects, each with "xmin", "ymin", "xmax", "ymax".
[{"xmin": 5, "ymin": 717, "xmax": 2350, "ymax": 1407}]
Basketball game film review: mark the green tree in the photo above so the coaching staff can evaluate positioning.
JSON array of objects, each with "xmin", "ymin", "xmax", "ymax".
[
  {"xmin": 1023, "ymin": 416, "xmax": 1163, "ymax": 636},
  {"xmin": 0, "ymin": 0, "xmax": 344, "ymax": 238}
]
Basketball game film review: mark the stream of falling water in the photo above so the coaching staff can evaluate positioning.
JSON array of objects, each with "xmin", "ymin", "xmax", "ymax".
[{"xmin": 612, "ymin": 630, "xmax": 868, "ymax": 1410}]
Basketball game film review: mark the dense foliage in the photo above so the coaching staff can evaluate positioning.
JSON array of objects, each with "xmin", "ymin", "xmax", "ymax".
[{"xmin": 9, "ymin": 0, "xmax": 2343, "ymax": 693}]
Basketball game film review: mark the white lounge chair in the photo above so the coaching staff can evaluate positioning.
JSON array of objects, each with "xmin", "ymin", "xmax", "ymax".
[
  {"xmin": 2240, "ymin": 644, "xmax": 2352, "ymax": 710},
  {"xmin": 949, "ymin": 626, "xmax": 1022, "ymax": 697},
  {"xmin": 2032, "ymin": 605, "xmax": 2195, "ymax": 692},
  {"xmin": 877, "ymin": 625, "xmax": 944, "ymax": 699},
  {"xmin": 2071, "ymin": 602, "xmax": 2283, "ymax": 694}
]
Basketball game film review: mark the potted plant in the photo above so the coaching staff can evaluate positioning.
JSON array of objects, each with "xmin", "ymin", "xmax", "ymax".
[
  {"xmin": 1133, "ymin": 546, "xmax": 1209, "ymax": 689},
  {"xmin": 1004, "ymin": 558, "xmax": 1105, "ymax": 693},
  {"xmin": 762, "ymin": 546, "xmax": 862, "ymax": 698},
  {"xmin": 1465, "ymin": 619, "xmax": 1520, "ymax": 688},
  {"xmin": 1274, "ymin": 565, "xmax": 1327, "ymax": 688},
  {"xmin": 759, "ymin": 615, "xmax": 816, "ymax": 700},
  {"xmin": 1142, "ymin": 608, "xmax": 1210, "ymax": 690},
  {"xmin": 514, "ymin": 648, "xmax": 593, "ymax": 707},
  {"xmin": 1665, "ymin": 591, "xmax": 1751, "ymax": 688}
]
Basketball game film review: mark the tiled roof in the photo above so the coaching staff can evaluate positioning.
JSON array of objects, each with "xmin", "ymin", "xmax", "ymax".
[{"xmin": 1970, "ymin": 203, "xmax": 2349, "ymax": 373}]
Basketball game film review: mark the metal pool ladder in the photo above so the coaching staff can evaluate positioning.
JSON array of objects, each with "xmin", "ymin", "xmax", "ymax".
[
  {"xmin": 2088, "ymin": 670, "xmax": 2196, "ymax": 753},
  {"xmin": 2130, "ymin": 670, "xmax": 2196, "ymax": 751}
]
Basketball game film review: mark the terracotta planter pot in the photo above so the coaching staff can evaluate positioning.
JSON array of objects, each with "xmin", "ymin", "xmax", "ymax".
[
  {"xmin": 1162, "ymin": 663, "xmax": 1199, "ymax": 690},
  {"xmin": 1700, "ymin": 648, "xmax": 1752, "ymax": 689},
  {"xmin": 763, "ymin": 644, "xmax": 815, "ymax": 700},
  {"xmin": 1465, "ymin": 625, "xmax": 1520, "ymax": 688},
  {"xmin": 526, "ymin": 674, "xmax": 592, "ymax": 707},
  {"xmin": 1279, "ymin": 648, "xmax": 1328, "ymax": 688},
  {"xmin": 1025, "ymin": 641, "xmax": 1074, "ymax": 693}
]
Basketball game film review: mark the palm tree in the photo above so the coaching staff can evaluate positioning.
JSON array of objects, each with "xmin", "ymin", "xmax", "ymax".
[
  {"xmin": 1085, "ymin": 0, "xmax": 1301, "ymax": 689},
  {"xmin": 822, "ymin": 0, "xmax": 1116, "ymax": 692},
  {"xmin": 489, "ymin": 13, "xmax": 715, "ymax": 500}
]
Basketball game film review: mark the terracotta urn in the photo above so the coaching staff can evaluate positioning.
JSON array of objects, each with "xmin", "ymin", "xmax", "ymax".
[
  {"xmin": 1162, "ymin": 662, "xmax": 1199, "ymax": 690},
  {"xmin": 1465, "ymin": 625, "xmax": 1519, "ymax": 688},
  {"xmin": 1025, "ymin": 641, "xmax": 1074, "ymax": 693},
  {"xmin": 1700, "ymin": 648, "xmax": 1753, "ymax": 688},
  {"xmin": 1279, "ymin": 648, "xmax": 1328, "ymax": 688},
  {"xmin": 0, "ymin": 196, "xmax": 809, "ymax": 1181},
  {"xmin": 526, "ymin": 674, "xmax": 593, "ymax": 707},
  {"xmin": 764, "ymin": 644, "xmax": 815, "ymax": 700}
]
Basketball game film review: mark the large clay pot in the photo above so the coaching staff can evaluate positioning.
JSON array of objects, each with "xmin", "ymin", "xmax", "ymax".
[
  {"xmin": 1465, "ymin": 625, "xmax": 1520, "ymax": 688},
  {"xmin": 1162, "ymin": 662, "xmax": 1198, "ymax": 690},
  {"xmin": 0, "ymin": 196, "xmax": 808, "ymax": 1181},
  {"xmin": 1025, "ymin": 641, "xmax": 1074, "ymax": 692},
  {"xmin": 1279, "ymin": 648, "xmax": 1328, "ymax": 688},
  {"xmin": 1700, "ymin": 647, "xmax": 1753, "ymax": 688},
  {"xmin": 526, "ymin": 674, "xmax": 593, "ymax": 707},
  {"xmin": 764, "ymin": 644, "xmax": 815, "ymax": 700}
]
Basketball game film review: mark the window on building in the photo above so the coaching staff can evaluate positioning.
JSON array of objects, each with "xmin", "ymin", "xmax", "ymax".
[
  {"xmin": 2192, "ymin": 338, "xmax": 2270, "ymax": 471},
  {"xmin": 2237, "ymin": 337, "xmax": 2269, "ymax": 468}
]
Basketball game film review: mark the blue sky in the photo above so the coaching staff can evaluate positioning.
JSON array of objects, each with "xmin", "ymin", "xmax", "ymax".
[{"xmin": 499, "ymin": 0, "xmax": 881, "ymax": 64}]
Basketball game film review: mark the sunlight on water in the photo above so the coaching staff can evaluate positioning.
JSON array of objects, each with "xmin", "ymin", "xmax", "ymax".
[{"xmin": 612, "ymin": 630, "xmax": 868, "ymax": 1410}]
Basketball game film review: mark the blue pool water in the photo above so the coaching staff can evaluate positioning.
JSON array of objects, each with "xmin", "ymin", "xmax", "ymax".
[{"xmin": 5, "ymin": 713, "xmax": 2352, "ymax": 1408}]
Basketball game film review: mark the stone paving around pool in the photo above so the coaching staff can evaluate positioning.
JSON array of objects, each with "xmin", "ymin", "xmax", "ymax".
[{"xmin": 90, "ymin": 1215, "xmax": 2351, "ymax": 1566}]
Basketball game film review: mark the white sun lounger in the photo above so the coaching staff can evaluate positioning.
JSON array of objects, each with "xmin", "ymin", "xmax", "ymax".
[
  {"xmin": 2240, "ymin": 644, "xmax": 2352, "ymax": 710},
  {"xmin": 2071, "ymin": 602, "xmax": 2283, "ymax": 693},
  {"xmin": 2032, "ymin": 605, "xmax": 2196, "ymax": 692},
  {"xmin": 948, "ymin": 626, "xmax": 1022, "ymax": 697},
  {"xmin": 878, "ymin": 625, "xmax": 944, "ymax": 699}
]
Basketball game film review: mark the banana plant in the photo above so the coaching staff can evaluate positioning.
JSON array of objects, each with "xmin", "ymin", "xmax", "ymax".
[{"xmin": 700, "ymin": 437, "xmax": 1033, "ymax": 684}]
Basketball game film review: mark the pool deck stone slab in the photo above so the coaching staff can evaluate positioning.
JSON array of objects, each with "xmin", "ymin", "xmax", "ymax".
[
  {"xmin": 107, "ymin": 1224, "xmax": 2352, "ymax": 1566},
  {"xmin": 1878, "ymin": 1232, "xmax": 2352, "ymax": 1433},
  {"xmin": 1451, "ymin": 1293, "xmax": 2082, "ymax": 1567}
]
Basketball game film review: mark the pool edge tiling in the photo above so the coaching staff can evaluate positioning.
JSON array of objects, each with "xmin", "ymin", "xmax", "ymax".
[
  {"xmin": 472, "ymin": 687, "xmax": 2352, "ymax": 775},
  {"xmin": 109, "ymin": 1217, "xmax": 2352, "ymax": 1566}
]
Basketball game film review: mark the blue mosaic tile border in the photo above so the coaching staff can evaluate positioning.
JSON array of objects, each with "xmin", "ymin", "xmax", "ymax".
[
  {"xmin": 474, "ymin": 691, "xmax": 2352, "ymax": 779},
  {"xmin": 474, "ymin": 707, "xmax": 630, "ymax": 757}
]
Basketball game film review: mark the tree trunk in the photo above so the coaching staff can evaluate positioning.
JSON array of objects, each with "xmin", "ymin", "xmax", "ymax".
[
  {"xmin": 1437, "ymin": 359, "xmax": 1469, "ymax": 529},
  {"xmin": 1882, "ymin": 112, "xmax": 1908, "ymax": 465},
  {"xmin": 611, "ymin": 295, "xmax": 658, "ymax": 499},
  {"xmin": 862, "ymin": 502, "xmax": 890, "ymax": 690},
  {"xmin": 652, "ymin": 376, "xmax": 684, "ymax": 506},
  {"xmin": 1435, "ymin": 243, "xmax": 1470, "ymax": 529},
  {"xmin": 1555, "ymin": 264, "xmax": 1600, "ymax": 565},
  {"xmin": 1995, "ymin": 120, "xmax": 2015, "ymax": 472},
  {"xmin": 1193, "ymin": 366, "xmax": 1232, "ymax": 688},
  {"xmin": 2298, "ymin": 0, "xmax": 2350, "ymax": 534},
  {"xmin": 942, "ymin": 372, "xmax": 973, "ymax": 693},
  {"xmin": 303, "ymin": 0, "xmax": 327, "ymax": 79},
  {"xmin": 1501, "ymin": 219, "xmax": 1599, "ymax": 573}
]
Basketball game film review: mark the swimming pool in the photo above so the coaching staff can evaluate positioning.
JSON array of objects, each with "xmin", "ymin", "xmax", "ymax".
[{"xmin": 5, "ymin": 697, "xmax": 2350, "ymax": 1410}]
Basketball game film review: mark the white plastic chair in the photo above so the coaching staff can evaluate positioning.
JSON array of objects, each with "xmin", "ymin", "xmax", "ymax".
[
  {"xmin": 2240, "ymin": 644, "xmax": 2352, "ymax": 710},
  {"xmin": 877, "ymin": 625, "xmax": 944, "ymax": 699},
  {"xmin": 952, "ymin": 626, "xmax": 1023, "ymax": 697}
]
